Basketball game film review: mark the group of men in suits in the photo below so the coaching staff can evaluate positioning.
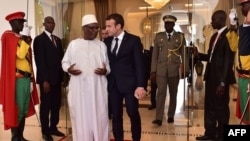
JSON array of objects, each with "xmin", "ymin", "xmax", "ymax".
[{"xmin": 2, "ymin": 2, "xmax": 247, "ymax": 140}]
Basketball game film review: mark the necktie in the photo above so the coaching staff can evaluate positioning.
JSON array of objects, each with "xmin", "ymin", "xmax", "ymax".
[
  {"xmin": 112, "ymin": 38, "xmax": 119, "ymax": 56},
  {"xmin": 209, "ymin": 33, "xmax": 220, "ymax": 62},
  {"xmin": 51, "ymin": 35, "xmax": 57, "ymax": 47},
  {"xmin": 168, "ymin": 33, "xmax": 171, "ymax": 41}
]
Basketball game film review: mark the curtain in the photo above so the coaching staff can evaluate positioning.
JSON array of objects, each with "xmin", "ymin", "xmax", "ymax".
[
  {"xmin": 62, "ymin": 2, "xmax": 73, "ymax": 49},
  {"xmin": 94, "ymin": 0, "xmax": 109, "ymax": 29},
  {"xmin": 94, "ymin": 0, "xmax": 116, "ymax": 39}
]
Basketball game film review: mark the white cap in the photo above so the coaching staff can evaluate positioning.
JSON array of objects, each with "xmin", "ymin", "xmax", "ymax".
[{"xmin": 82, "ymin": 14, "xmax": 98, "ymax": 26}]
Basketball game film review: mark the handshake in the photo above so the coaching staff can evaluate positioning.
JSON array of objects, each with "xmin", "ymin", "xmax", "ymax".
[{"xmin": 20, "ymin": 24, "xmax": 32, "ymax": 44}]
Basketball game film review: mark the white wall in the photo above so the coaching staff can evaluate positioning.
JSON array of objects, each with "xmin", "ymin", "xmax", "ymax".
[
  {"xmin": 0, "ymin": 0, "xmax": 36, "ymax": 39},
  {"xmin": 0, "ymin": 0, "xmax": 35, "ymax": 78}
]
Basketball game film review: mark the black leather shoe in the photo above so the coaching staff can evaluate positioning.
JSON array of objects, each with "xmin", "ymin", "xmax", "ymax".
[
  {"xmin": 148, "ymin": 105, "xmax": 156, "ymax": 110},
  {"xmin": 167, "ymin": 118, "xmax": 174, "ymax": 123},
  {"xmin": 152, "ymin": 120, "xmax": 162, "ymax": 126},
  {"xmin": 196, "ymin": 135, "xmax": 215, "ymax": 140},
  {"xmin": 50, "ymin": 130, "xmax": 65, "ymax": 137},
  {"xmin": 215, "ymin": 137, "xmax": 223, "ymax": 141},
  {"xmin": 42, "ymin": 134, "xmax": 53, "ymax": 141}
]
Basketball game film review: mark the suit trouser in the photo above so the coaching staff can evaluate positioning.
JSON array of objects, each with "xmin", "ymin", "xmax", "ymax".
[
  {"xmin": 109, "ymin": 85, "xmax": 141, "ymax": 141},
  {"xmin": 155, "ymin": 76, "xmax": 179, "ymax": 120},
  {"xmin": 39, "ymin": 83, "xmax": 62, "ymax": 135},
  {"xmin": 204, "ymin": 80, "xmax": 230, "ymax": 138}
]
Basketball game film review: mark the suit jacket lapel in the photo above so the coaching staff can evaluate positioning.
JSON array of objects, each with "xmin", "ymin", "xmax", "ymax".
[
  {"xmin": 213, "ymin": 28, "xmax": 228, "ymax": 51},
  {"xmin": 116, "ymin": 32, "xmax": 128, "ymax": 57}
]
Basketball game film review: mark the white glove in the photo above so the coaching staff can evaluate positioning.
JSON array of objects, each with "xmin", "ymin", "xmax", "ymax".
[
  {"xmin": 20, "ymin": 24, "xmax": 32, "ymax": 36},
  {"xmin": 30, "ymin": 82, "xmax": 33, "ymax": 93},
  {"xmin": 229, "ymin": 8, "xmax": 237, "ymax": 25}
]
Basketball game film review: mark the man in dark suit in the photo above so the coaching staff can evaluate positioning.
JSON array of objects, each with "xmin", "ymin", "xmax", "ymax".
[
  {"xmin": 33, "ymin": 16, "xmax": 65, "ymax": 141},
  {"xmin": 193, "ymin": 10, "xmax": 236, "ymax": 141},
  {"xmin": 104, "ymin": 13, "xmax": 147, "ymax": 141}
]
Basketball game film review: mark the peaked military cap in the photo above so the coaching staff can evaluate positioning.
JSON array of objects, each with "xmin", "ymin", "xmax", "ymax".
[
  {"xmin": 237, "ymin": 0, "xmax": 250, "ymax": 5},
  {"xmin": 5, "ymin": 11, "xmax": 26, "ymax": 22},
  {"xmin": 162, "ymin": 15, "xmax": 177, "ymax": 22}
]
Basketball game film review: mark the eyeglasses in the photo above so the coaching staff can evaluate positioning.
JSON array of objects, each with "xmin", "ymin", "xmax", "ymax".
[{"xmin": 85, "ymin": 26, "xmax": 100, "ymax": 31}]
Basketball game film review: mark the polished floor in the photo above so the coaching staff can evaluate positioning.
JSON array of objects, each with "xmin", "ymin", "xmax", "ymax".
[{"xmin": 0, "ymin": 79, "xmax": 240, "ymax": 141}]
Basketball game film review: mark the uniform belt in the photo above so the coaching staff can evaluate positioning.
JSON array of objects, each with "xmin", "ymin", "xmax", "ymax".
[
  {"xmin": 16, "ymin": 69, "xmax": 31, "ymax": 77},
  {"xmin": 236, "ymin": 67, "xmax": 250, "ymax": 75}
]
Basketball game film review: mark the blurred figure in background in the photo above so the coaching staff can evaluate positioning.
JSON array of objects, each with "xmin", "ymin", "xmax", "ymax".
[{"xmin": 100, "ymin": 26, "xmax": 109, "ymax": 41}]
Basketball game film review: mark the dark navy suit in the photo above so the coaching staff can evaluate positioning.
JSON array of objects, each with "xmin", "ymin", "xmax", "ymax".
[
  {"xmin": 104, "ymin": 31, "xmax": 146, "ymax": 141},
  {"xmin": 33, "ymin": 32, "xmax": 64, "ymax": 135}
]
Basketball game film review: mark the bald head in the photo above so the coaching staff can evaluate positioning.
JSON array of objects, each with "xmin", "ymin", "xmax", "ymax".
[
  {"xmin": 211, "ymin": 10, "xmax": 227, "ymax": 30},
  {"xmin": 43, "ymin": 16, "xmax": 55, "ymax": 33}
]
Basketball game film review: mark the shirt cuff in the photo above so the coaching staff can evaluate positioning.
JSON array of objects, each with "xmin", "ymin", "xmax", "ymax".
[{"xmin": 220, "ymin": 82, "xmax": 225, "ymax": 86}]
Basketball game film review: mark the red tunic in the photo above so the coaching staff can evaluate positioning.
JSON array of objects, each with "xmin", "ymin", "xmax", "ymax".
[{"xmin": 0, "ymin": 30, "xmax": 39, "ymax": 130}]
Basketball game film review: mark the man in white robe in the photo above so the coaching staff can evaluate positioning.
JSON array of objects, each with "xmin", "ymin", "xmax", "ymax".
[{"xmin": 62, "ymin": 14, "xmax": 110, "ymax": 141}]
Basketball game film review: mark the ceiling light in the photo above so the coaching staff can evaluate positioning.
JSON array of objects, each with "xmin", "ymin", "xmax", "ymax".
[
  {"xmin": 144, "ymin": 0, "xmax": 171, "ymax": 9},
  {"xmin": 138, "ymin": 6, "xmax": 155, "ymax": 10},
  {"xmin": 143, "ymin": 7, "xmax": 152, "ymax": 34},
  {"xmin": 185, "ymin": 3, "xmax": 203, "ymax": 7}
]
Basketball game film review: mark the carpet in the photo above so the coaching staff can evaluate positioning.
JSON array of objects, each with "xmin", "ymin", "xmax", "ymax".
[{"xmin": 110, "ymin": 139, "xmax": 131, "ymax": 141}]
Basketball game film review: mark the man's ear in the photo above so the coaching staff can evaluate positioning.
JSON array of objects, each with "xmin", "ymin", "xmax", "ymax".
[{"xmin": 116, "ymin": 24, "xmax": 121, "ymax": 29}]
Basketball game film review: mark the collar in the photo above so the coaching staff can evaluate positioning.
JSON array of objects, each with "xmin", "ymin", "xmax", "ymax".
[
  {"xmin": 44, "ymin": 30, "xmax": 53, "ymax": 37},
  {"xmin": 114, "ymin": 31, "xmax": 125, "ymax": 41},
  {"xmin": 166, "ymin": 31, "xmax": 174, "ymax": 36},
  {"xmin": 217, "ymin": 26, "xmax": 227, "ymax": 34}
]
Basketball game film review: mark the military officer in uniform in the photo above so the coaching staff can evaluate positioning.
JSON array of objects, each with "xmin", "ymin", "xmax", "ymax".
[{"xmin": 151, "ymin": 15, "xmax": 188, "ymax": 126}]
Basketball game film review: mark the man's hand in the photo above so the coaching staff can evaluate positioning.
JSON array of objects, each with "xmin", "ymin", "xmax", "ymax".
[
  {"xmin": 43, "ymin": 81, "xmax": 50, "ymax": 94},
  {"xmin": 190, "ymin": 46, "xmax": 199, "ymax": 57},
  {"xmin": 68, "ymin": 64, "xmax": 82, "ymax": 75},
  {"xmin": 216, "ymin": 85, "xmax": 225, "ymax": 96},
  {"xmin": 229, "ymin": 8, "xmax": 237, "ymax": 25},
  {"xmin": 95, "ymin": 62, "xmax": 107, "ymax": 75},
  {"xmin": 134, "ymin": 88, "xmax": 146, "ymax": 100},
  {"xmin": 21, "ymin": 24, "xmax": 32, "ymax": 36},
  {"xmin": 20, "ymin": 24, "xmax": 32, "ymax": 44}
]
